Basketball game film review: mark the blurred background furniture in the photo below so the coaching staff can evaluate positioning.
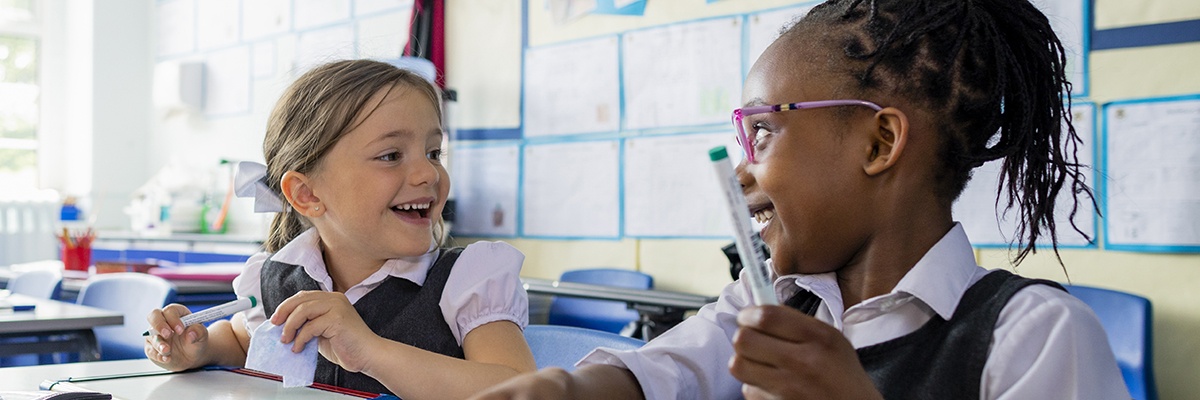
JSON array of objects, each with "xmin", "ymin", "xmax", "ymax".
[
  {"xmin": 1065, "ymin": 284, "xmax": 1157, "ymax": 400},
  {"xmin": 523, "ymin": 324, "xmax": 645, "ymax": 371},
  {"xmin": 76, "ymin": 273, "xmax": 177, "ymax": 360},
  {"xmin": 548, "ymin": 268, "xmax": 652, "ymax": 335}
]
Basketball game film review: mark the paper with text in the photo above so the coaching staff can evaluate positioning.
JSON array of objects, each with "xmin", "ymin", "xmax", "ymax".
[
  {"xmin": 625, "ymin": 132, "xmax": 743, "ymax": 237},
  {"xmin": 747, "ymin": 5, "xmax": 817, "ymax": 70},
  {"xmin": 451, "ymin": 145, "xmax": 521, "ymax": 236},
  {"xmin": 523, "ymin": 141, "xmax": 621, "ymax": 238},
  {"xmin": 524, "ymin": 37, "xmax": 621, "ymax": 137}
]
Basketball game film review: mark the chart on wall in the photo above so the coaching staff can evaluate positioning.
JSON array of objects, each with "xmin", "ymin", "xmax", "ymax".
[
  {"xmin": 1103, "ymin": 96, "xmax": 1200, "ymax": 252},
  {"xmin": 746, "ymin": 4, "xmax": 818, "ymax": 70},
  {"xmin": 623, "ymin": 17, "xmax": 743, "ymax": 130},
  {"xmin": 524, "ymin": 36, "xmax": 621, "ymax": 137},
  {"xmin": 954, "ymin": 103, "xmax": 1097, "ymax": 248},
  {"xmin": 450, "ymin": 144, "xmax": 521, "ymax": 237},
  {"xmin": 1030, "ymin": 0, "xmax": 1088, "ymax": 96},
  {"xmin": 624, "ymin": 132, "xmax": 743, "ymax": 238},
  {"xmin": 522, "ymin": 140, "xmax": 621, "ymax": 238}
]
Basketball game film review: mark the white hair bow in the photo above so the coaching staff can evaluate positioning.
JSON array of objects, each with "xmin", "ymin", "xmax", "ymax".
[{"xmin": 234, "ymin": 161, "xmax": 288, "ymax": 213}]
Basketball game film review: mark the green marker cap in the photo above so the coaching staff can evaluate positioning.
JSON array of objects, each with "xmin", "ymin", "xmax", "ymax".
[
  {"xmin": 249, "ymin": 295, "xmax": 257, "ymax": 308},
  {"xmin": 709, "ymin": 146, "xmax": 728, "ymax": 161}
]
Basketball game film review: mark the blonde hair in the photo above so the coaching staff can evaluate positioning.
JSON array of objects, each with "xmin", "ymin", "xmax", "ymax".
[{"xmin": 262, "ymin": 60, "xmax": 444, "ymax": 253}]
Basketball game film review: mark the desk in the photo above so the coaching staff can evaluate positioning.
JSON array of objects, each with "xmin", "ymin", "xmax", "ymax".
[
  {"xmin": 0, "ymin": 294, "xmax": 123, "ymax": 361},
  {"xmin": 0, "ymin": 266, "xmax": 235, "ymax": 304},
  {"xmin": 520, "ymin": 278, "xmax": 717, "ymax": 339},
  {"xmin": 0, "ymin": 359, "xmax": 362, "ymax": 399}
]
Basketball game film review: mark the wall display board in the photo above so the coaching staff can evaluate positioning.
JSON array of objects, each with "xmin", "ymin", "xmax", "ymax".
[
  {"xmin": 522, "ymin": 140, "xmax": 622, "ymax": 239},
  {"xmin": 1103, "ymin": 95, "xmax": 1200, "ymax": 252},
  {"xmin": 954, "ymin": 103, "xmax": 1098, "ymax": 248},
  {"xmin": 623, "ymin": 17, "xmax": 743, "ymax": 130},
  {"xmin": 450, "ymin": 143, "xmax": 522, "ymax": 237},
  {"xmin": 746, "ymin": 4, "xmax": 817, "ymax": 71},
  {"xmin": 1030, "ymin": 0, "xmax": 1089, "ymax": 96},
  {"xmin": 624, "ymin": 132, "xmax": 742, "ymax": 238},
  {"xmin": 523, "ymin": 36, "xmax": 622, "ymax": 137}
]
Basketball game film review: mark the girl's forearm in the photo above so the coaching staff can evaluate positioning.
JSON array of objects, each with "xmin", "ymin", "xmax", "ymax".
[
  {"xmin": 362, "ymin": 338, "xmax": 527, "ymax": 400},
  {"xmin": 202, "ymin": 319, "xmax": 249, "ymax": 367},
  {"xmin": 566, "ymin": 364, "xmax": 646, "ymax": 400}
]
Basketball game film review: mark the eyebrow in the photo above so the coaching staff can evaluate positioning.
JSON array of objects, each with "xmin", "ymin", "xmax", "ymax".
[
  {"xmin": 743, "ymin": 97, "xmax": 768, "ymax": 108},
  {"xmin": 368, "ymin": 130, "xmax": 414, "ymax": 146}
]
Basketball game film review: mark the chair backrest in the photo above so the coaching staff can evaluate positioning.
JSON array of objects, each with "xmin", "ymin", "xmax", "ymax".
[
  {"xmin": 548, "ymin": 269, "xmax": 653, "ymax": 334},
  {"xmin": 8, "ymin": 269, "xmax": 63, "ymax": 300},
  {"xmin": 524, "ymin": 325, "xmax": 645, "ymax": 371},
  {"xmin": 77, "ymin": 273, "xmax": 177, "ymax": 360},
  {"xmin": 1064, "ymin": 284, "xmax": 1157, "ymax": 400}
]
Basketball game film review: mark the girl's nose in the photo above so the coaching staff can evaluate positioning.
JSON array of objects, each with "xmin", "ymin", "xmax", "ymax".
[
  {"xmin": 735, "ymin": 158, "xmax": 755, "ymax": 192},
  {"xmin": 408, "ymin": 156, "xmax": 439, "ymax": 186}
]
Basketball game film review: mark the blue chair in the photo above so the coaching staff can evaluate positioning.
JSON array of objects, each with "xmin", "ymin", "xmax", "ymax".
[
  {"xmin": 77, "ymin": 273, "xmax": 177, "ymax": 360},
  {"xmin": 0, "ymin": 269, "xmax": 64, "ymax": 366},
  {"xmin": 7, "ymin": 268, "xmax": 63, "ymax": 300},
  {"xmin": 548, "ymin": 269, "xmax": 653, "ymax": 334},
  {"xmin": 1065, "ymin": 285, "xmax": 1157, "ymax": 400},
  {"xmin": 524, "ymin": 325, "xmax": 645, "ymax": 371}
]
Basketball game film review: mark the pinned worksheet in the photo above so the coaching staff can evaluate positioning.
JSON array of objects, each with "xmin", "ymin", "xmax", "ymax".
[
  {"xmin": 624, "ymin": 132, "xmax": 742, "ymax": 238},
  {"xmin": 746, "ymin": 4, "xmax": 818, "ymax": 70},
  {"xmin": 524, "ymin": 36, "xmax": 621, "ymax": 137},
  {"xmin": 451, "ymin": 143, "xmax": 521, "ymax": 237},
  {"xmin": 522, "ymin": 140, "xmax": 621, "ymax": 238}
]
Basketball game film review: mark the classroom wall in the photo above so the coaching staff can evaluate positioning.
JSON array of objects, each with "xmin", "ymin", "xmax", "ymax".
[{"xmin": 445, "ymin": 0, "xmax": 1200, "ymax": 398}]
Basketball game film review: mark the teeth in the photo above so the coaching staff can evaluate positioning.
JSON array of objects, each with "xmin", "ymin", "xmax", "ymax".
[
  {"xmin": 395, "ymin": 202, "xmax": 431, "ymax": 211},
  {"xmin": 753, "ymin": 209, "xmax": 774, "ymax": 223}
]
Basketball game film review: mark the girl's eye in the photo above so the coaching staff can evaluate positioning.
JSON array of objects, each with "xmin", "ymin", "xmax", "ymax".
[
  {"xmin": 427, "ymin": 149, "xmax": 442, "ymax": 161},
  {"xmin": 378, "ymin": 152, "xmax": 401, "ymax": 162},
  {"xmin": 751, "ymin": 122, "xmax": 774, "ymax": 150}
]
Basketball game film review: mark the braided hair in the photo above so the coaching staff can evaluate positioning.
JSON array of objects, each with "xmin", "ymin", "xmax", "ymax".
[{"xmin": 788, "ymin": 0, "xmax": 1096, "ymax": 265}]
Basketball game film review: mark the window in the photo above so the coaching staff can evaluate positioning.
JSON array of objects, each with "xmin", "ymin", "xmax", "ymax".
[{"xmin": 0, "ymin": 0, "xmax": 38, "ymax": 190}]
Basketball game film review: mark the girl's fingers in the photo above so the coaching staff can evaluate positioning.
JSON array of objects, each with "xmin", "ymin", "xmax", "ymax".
[
  {"xmin": 290, "ymin": 317, "xmax": 331, "ymax": 353},
  {"xmin": 279, "ymin": 294, "xmax": 333, "ymax": 344},
  {"xmin": 270, "ymin": 290, "xmax": 323, "ymax": 326},
  {"xmin": 736, "ymin": 306, "xmax": 831, "ymax": 343},
  {"xmin": 161, "ymin": 304, "xmax": 192, "ymax": 335},
  {"xmin": 728, "ymin": 350, "xmax": 785, "ymax": 389},
  {"xmin": 731, "ymin": 325, "xmax": 790, "ymax": 367}
]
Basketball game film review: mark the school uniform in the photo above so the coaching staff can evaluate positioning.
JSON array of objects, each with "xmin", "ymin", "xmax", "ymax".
[
  {"xmin": 232, "ymin": 228, "xmax": 528, "ymax": 394},
  {"xmin": 579, "ymin": 223, "xmax": 1127, "ymax": 400}
]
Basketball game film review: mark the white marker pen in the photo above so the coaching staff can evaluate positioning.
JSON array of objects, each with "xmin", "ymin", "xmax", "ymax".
[
  {"xmin": 710, "ymin": 146, "xmax": 778, "ymax": 305},
  {"xmin": 143, "ymin": 296, "xmax": 258, "ymax": 336}
]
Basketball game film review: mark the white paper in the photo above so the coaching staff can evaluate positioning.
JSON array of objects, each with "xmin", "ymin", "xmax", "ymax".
[
  {"xmin": 243, "ymin": 0, "xmax": 291, "ymax": 41},
  {"xmin": 252, "ymin": 41, "xmax": 276, "ymax": 79},
  {"xmin": 1030, "ymin": 0, "xmax": 1087, "ymax": 95},
  {"xmin": 524, "ymin": 37, "xmax": 621, "ymax": 137},
  {"xmin": 523, "ymin": 141, "xmax": 621, "ymax": 238},
  {"xmin": 294, "ymin": 0, "xmax": 351, "ymax": 30},
  {"xmin": 357, "ymin": 11, "xmax": 412, "ymax": 60},
  {"xmin": 204, "ymin": 46, "xmax": 251, "ymax": 117},
  {"xmin": 624, "ymin": 17, "xmax": 743, "ymax": 130},
  {"xmin": 548, "ymin": 0, "xmax": 597, "ymax": 26},
  {"xmin": 296, "ymin": 25, "xmax": 356, "ymax": 72},
  {"xmin": 954, "ymin": 103, "xmax": 1097, "ymax": 247},
  {"xmin": 196, "ymin": 0, "xmax": 240, "ymax": 50},
  {"xmin": 1104, "ymin": 99, "xmax": 1200, "ymax": 248},
  {"xmin": 357, "ymin": 0, "xmax": 413, "ymax": 16},
  {"xmin": 450, "ymin": 144, "xmax": 521, "ymax": 236},
  {"xmin": 613, "ymin": 0, "xmax": 639, "ymax": 8},
  {"xmin": 157, "ymin": 0, "xmax": 195, "ymax": 56},
  {"xmin": 747, "ymin": 5, "xmax": 817, "ymax": 70},
  {"xmin": 245, "ymin": 322, "xmax": 318, "ymax": 388},
  {"xmin": 624, "ymin": 132, "xmax": 743, "ymax": 237}
]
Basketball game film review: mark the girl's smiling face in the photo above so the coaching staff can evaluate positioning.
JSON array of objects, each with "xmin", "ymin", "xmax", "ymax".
[
  {"xmin": 737, "ymin": 36, "xmax": 880, "ymax": 277},
  {"xmin": 306, "ymin": 85, "xmax": 448, "ymax": 259}
]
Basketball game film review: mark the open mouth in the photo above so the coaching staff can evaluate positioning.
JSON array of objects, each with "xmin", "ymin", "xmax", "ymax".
[
  {"xmin": 391, "ymin": 199, "xmax": 434, "ymax": 220},
  {"xmin": 749, "ymin": 202, "xmax": 775, "ymax": 224}
]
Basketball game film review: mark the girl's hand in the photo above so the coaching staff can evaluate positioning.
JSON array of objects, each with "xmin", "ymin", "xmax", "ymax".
[
  {"xmin": 468, "ymin": 367, "xmax": 574, "ymax": 400},
  {"xmin": 730, "ymin": 306, "xmax": 884, "ymax": 400},
  {"xmin": 271, "ymin": 290, "xmax": 380, "ymax": 373},
  {"xmin": 144, "ymin": 303, "xmax": 210, "ymax": 371}
]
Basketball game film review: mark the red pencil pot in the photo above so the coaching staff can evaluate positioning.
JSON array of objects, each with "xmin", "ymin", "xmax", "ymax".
[{"xmin": 61, "ymin": 245, "xmax": 91, "ymax": 272}]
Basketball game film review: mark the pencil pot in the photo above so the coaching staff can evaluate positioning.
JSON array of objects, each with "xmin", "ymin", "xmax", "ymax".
[{"xmin": 61, "ymin": 245, "xmax": 91, "ymax": 272}]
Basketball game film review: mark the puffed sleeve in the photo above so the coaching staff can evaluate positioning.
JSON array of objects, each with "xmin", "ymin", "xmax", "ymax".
[
  {"xmin": 231, "ymin": 252, "xmax": 270, "ymax": 336},
  {"xmin": 439, "ymin": 241, "xmax": 529, "ymax": 346}
]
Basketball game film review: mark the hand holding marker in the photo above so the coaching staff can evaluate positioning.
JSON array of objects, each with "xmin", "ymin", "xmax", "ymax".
[
  {"xmin": 142, "ymin": 296, "xmax": 258, "ymax": 336},
  {"xmin": 710, "ymin": 146, "xmax": 778, "ymax": 306}
]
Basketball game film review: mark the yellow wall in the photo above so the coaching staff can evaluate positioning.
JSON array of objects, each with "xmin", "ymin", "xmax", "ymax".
[{"xmin": 446, "ymin": 0, "xmax": 1200, "ymax": 398}]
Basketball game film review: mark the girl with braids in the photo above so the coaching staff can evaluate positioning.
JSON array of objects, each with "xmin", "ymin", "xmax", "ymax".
[
  {"xmin": 473, "ymin": 0, "xmax": 1125, "ymax": 399},
  {"xmin": 143, "ymin": 60, "xmax": 536, "ymax": 398}
]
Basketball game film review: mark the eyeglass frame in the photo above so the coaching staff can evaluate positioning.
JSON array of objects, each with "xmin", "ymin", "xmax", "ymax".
[{"xmin": 732, "ymin": 99, "xmax": 884, "ymax": 164}]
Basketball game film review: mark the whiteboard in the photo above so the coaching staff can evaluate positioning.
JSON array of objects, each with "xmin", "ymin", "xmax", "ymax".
[
  {"xmin": 746, "ymin": 4, "xmax": 817, "ymax": 71},
  {"xmin": 954, "ymin": 103, "xmax": 1097, "ymax": 248},
  {"xmin": 524, "ymin": 36, "xmax": 621, "ymax": 137},
  {"xmin": 624, "ymin": 132, "xmax": 743, "ymax": 237},
  {"xmin": 522, "ymin": 141, "xmax": 621, "ymax": 238},
  {"xmin": 204, "ymin": 46, "xmax": 251, "ymax": 117},
  {"xmin": 1104, "ymin": 97, "xmax": 1200, "ymax": 251},
  {"xmin": 623, "ymin": 17, "xmax": 743, "ymax": 130},
  {"xmin": 196, "ymin": 0, "xmax": 239, "ymax": 50},
  {"xmin": 451, "ymin": 144, "xmax": 521, "ymax": 237},
  {"xmin": 157, "ymin": 0, "xmax": 195, "ymax": 57},
  {"xmin": 243, "ymin": 0, "xmax": 291, "ymax": 41},
  {"xmin": 1030, "ymin": 0, "xmax": 1088, "ymax": 96}
]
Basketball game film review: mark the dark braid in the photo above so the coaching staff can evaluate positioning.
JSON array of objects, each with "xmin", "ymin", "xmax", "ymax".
[{"xmin": 791, "ymin": 0, "xmax": 1097, "ymax": 265}]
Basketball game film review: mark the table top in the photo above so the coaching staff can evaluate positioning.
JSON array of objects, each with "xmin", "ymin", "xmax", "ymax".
[
  {"xmin": 0, "ymin": 267, "xmax": 235, "ymax": 296},
  {"xmin": 0, "ymin": 293, "xmax": 123, "ymax": 334},
  {"xmin": 520, "ymin": 277, "xmax": 717, "ymax": 310}
]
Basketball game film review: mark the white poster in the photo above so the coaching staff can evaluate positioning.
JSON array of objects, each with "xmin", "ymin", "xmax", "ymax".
[
  {"xmin": 157, "ymin": 0, "xmax": 195, "ymax": 57},
  {"xmin": 746, "ymin": 5, "xmax": 816, "ymax": 70},
  {"xmin": 451, "ymin": 144, "xmax": 521, "ymax": 237},
  {"xmin": 524, "ymin": 36, "xmax": 621, "ymax": 137},
  {"xmin": 1030, "ymin": 0, "xmax": 1088, "ymax": 96},
  {"xmin": 295, "ymin": 0, "xmax": 352, "ymax": 30},
  {"xmin": 204, "ymin": 46, "xmax": 251, "ymax": 117},
  {"xmin": 624, "ymin": 132, "xmax": 743, "ymax": 237},
  {"xmin": 623, "ymin": 17, "xmax": 743, "ymax": 130},
  {"xmin": 523, "ymin": 141, "xmax": 621, "ymax": 238},
  {"xmin": 357, "ymin": 11, "xmax": 412, "ymax": 60},
  {"xmin": 1104, "ymin": 98, "xmax": 1200, "ymax": 250},
  {"xmin": 297, "ymin": 25, "xmax": 356, "ymax": 72},
  {"xmin": 954, "ymin": 103, "xmax": 1097, "ymax": 247},
  {"xmin": 243, "ymin": 0, "xmax": 292, "ymax": 41},
  {"xmin": 196, "ymin": 0, "xmax": 240, "ymax": 50}
]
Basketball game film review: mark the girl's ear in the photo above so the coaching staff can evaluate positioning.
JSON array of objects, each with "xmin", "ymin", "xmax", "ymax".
[
  {"xmin": 863, "ymin": 107, "xmax": 909, "ymax": 176},
  {"xmin": 280, "ymin": 171, "xmax": 325, "ymax": 217}
]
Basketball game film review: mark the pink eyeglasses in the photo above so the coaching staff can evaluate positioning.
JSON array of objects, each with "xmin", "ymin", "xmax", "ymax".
[{"xmin": 732, "ymin": 99, "xmax": 883, "ymax": 164}]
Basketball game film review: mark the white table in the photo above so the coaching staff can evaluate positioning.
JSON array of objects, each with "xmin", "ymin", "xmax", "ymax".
[{"xmin": 0, "ymin": 293, "xmax": 123, "ymax": 361}]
